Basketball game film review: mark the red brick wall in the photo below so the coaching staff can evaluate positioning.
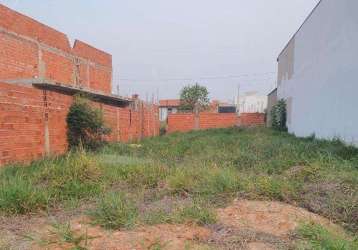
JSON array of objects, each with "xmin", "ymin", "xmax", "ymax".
[
  {"xmin": 46, "ymin": 90, "xmax": 73, "ymax": 155},
  {"xmin": 237, "ymin": 113, "xmax": 266, "ymax": 127},
  {"xmin": 89, "ymin": 66, "xmax": 112, "ymax": 94},
  {"xmin": 167, "ymin": 112, "xmax": 265, "ymax": 133},
  {"xmin": 0, "ymin": 83, "xmax": 45, "ymax": 165},
  {"xmin": 199, "ymin": 113, "xmax": 238, "ymax": 129},
  {"xmin": 0, "ymin": 4, "xmax": 112, "ymax": 94},
  {"xmin": 42, "ymin": 50, "xmax": 74, "ymax": 84},
  {"xmin": 167, "ymin": 113, "xmax": 237, "ymax": 133},
  {"xmin": 0, "ymin": 4, "xmax": 71, "ymax": 52},
  {"xmin": 0, "ymin": 4, "xmax": 160, "ymax": 166},
  {"xmin": 72, "ymin": 40, "xmax": 112, "ymax": 68},
  {"xmin": 167, "ymin": 113, "xmax": 195, "ymax": 133},
  {"xmin": 0, "ymin": 32, "xmax": 38, "ymax": 79},
  {"xmin": 0, "ymin": 82, "xmax": 160, "ymax": 166}
]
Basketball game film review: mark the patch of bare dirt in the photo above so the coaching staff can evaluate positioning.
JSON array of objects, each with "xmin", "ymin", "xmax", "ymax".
[
  {"xmin": 2, "ymin": 200, "xmax": 345, "ymax": 250},
  {"xmin": 216, "ymin": 199, "xmax": 341, "ymax": 238},
  {"xmin": 30, "ymin": 217, "xmax": 211, "ymax": 250}
]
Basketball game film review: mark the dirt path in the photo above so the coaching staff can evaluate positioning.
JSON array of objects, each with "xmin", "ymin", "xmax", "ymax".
[{"xmin": 1, "ymin": 200, "xmax": 343, "ymax": 250}]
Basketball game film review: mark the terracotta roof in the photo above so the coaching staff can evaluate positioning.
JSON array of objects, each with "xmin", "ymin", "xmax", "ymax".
[{"xmin": 159, "ymin": 99, "xmax": 181, "ymax": 107}]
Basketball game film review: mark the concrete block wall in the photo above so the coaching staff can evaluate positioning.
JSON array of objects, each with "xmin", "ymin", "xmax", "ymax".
[{"xmin": 0, "ymin": 4, "xmax": 160, "ymax": 166}]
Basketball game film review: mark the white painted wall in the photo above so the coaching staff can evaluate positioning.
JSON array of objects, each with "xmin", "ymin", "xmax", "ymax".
[
  {"xmin": 277, "ymin": 0, "xmax": 358, "ymax": 145},
  {"xmin": 238, "ymin": 92, "xmax": 267, "ymax": 114}
]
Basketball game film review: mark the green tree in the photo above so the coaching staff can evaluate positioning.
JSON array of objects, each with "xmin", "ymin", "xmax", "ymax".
[
  {"xmin": 66, "ymin": 95, "xmax": 111, "ymax": 150},
  {"xmin": 179, "ymin": 83, "xmax": 210, "ymax": 112}
]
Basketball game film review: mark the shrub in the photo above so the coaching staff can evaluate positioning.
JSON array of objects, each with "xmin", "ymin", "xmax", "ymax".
[
  {"xmin": 271, "ymin": 99, "xmax": 287, "ymax": 131},
  {"xmin": 66, "ymin": 95, "xmax": 111, "ymax": 150},
  {"xmin": 89, "ymin": 192, "xmax": 138, "ymax": 230}
]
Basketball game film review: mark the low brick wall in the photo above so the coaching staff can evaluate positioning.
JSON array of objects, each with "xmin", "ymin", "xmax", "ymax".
[
  {"xmin": 167, "ymin": 113, "xmax": 195, "ymax": 133},
  {"xmin": 199, "ymin": 113, "xmax": 238, "ymax": 129},
  {"xmin": 238, "ymin": 113, "xmax": 266, "ymax": 127},
  {"xmin": 167, "ymin": 112, "xmax": 265, "ymax": 133},
  {"xmin": 167, "ymin": 113, "xmax": 238, "ymax": 133}
]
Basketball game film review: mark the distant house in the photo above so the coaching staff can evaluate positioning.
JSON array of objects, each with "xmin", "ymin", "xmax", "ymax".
[
  {"xmin": 276, "ymin": 0, "xmax": 358, "ymax": 145},
  {"xmin": 238, "ymin": 91, "xmax": 267, "ymax": 114},
  {"xmin": 210, "ymin": 100, "xmax": 237, "ymax": 113},
  {"xmin": 159, "ymin": 99, "xmax": 180, "ymax": 121}
]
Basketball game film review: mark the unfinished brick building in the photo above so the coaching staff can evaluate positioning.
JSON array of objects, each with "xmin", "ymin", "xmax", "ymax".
[{"xmin": 0, "ymin": 4, "xmax": 159, "ymax": 166}]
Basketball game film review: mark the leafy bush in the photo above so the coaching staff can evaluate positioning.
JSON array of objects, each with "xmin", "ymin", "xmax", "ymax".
[
  {"xmin": 66, "ymin": 95, "xmax": 111, "ymax": 150},
  {"xmin": 271, "ymin": 99, "xmax": 287, "ymax": 131}
]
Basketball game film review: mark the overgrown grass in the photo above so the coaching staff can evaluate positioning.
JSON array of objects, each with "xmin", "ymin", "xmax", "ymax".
[
  {"xmin": 141, "ymin": 201, "xmax": 217, "ymax": 226},
  {"xmin": 0, "ymin": 127, "xmax": 357, "ymax": 235},
  {"xmin": 295, "ymin": 223, "xmax": 358, "ymax": 250},
  {"xmin": 88, "ymin": 192, "xmax": 138, "ymax": 230},
  {"xmin": 0, "ymin": 151, "xmax": 103, "ymax": 214}
]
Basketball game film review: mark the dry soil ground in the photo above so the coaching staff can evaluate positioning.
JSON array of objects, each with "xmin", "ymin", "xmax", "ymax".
[{"xmin": 0, "ymin": 199, "xmax": 343, "ymax": 250}]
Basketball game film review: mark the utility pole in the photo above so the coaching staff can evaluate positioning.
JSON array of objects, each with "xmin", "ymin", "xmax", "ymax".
[
  {"xmin": 156, "ymin": 88, "xmax": 159, "ymax": 104},
  {"xmin": 236, "ymin": 84, "xmax": 240, "ymax": 114}
]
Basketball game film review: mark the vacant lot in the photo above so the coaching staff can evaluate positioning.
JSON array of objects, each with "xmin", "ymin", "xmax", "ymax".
[{"xmin": 1, "ymin": 128, "xmax": 357, "ymax": 249}]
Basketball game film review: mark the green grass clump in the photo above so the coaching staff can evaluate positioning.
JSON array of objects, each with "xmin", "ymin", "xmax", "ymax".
[
  {"xmin": 174, "ymin": 203, "xmax": 217, "ymax": 226},
  {"xmin": 89, "ymin": 192, "xmax": 138, "ymax": 230},
  {"xmin": 141, "ymin": 208, "xmax": 173, "ymax": 225},
  {"xmin": 295, "ymin": 223, "xmax": 358, "ymax": 250},
  {"xmin": 49, "ymin": 222, "xmax": 89, "ymax": 249},
  {"xmin": 141, "ymin": 202, "xmax": 217, "ymax": 226},
  {"xmin": 36, "ymin": 152, "xmax": 103, "ymax": 201},
  {"xmin": 167, "ymin": 165, "xmax": 240, "ymax": 197},
  {"xmin": 0, "ymin": 176, "xmax": 47, "ymax": 214}
]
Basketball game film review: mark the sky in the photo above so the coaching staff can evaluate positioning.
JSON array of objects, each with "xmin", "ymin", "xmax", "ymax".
[{"xmin": 0, "ymin": 0, "xmax": 320, "ymax": 102}]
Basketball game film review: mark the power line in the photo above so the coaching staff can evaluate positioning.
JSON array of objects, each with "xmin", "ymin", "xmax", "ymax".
[{"xmin": 117, "ymin": 71, "xmax": 276, "ymax": 82}]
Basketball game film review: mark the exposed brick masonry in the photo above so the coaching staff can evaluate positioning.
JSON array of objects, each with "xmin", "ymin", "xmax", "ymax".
[
  {"xmin": 0, "ymin": 4, "xmax": 112, "ymax": 93},
  {"xmin": 0, "ymin": 4, "xmax": 159, "ymax": 166},
  {"xmin": 167, "ymin": 112, "xmax": 265, "ymax": 133}
]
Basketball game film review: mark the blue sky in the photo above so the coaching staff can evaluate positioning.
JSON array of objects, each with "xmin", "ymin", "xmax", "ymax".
[{"xmin": 0, "ymin": 0, "xmax": 319, "ymax": 101}]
